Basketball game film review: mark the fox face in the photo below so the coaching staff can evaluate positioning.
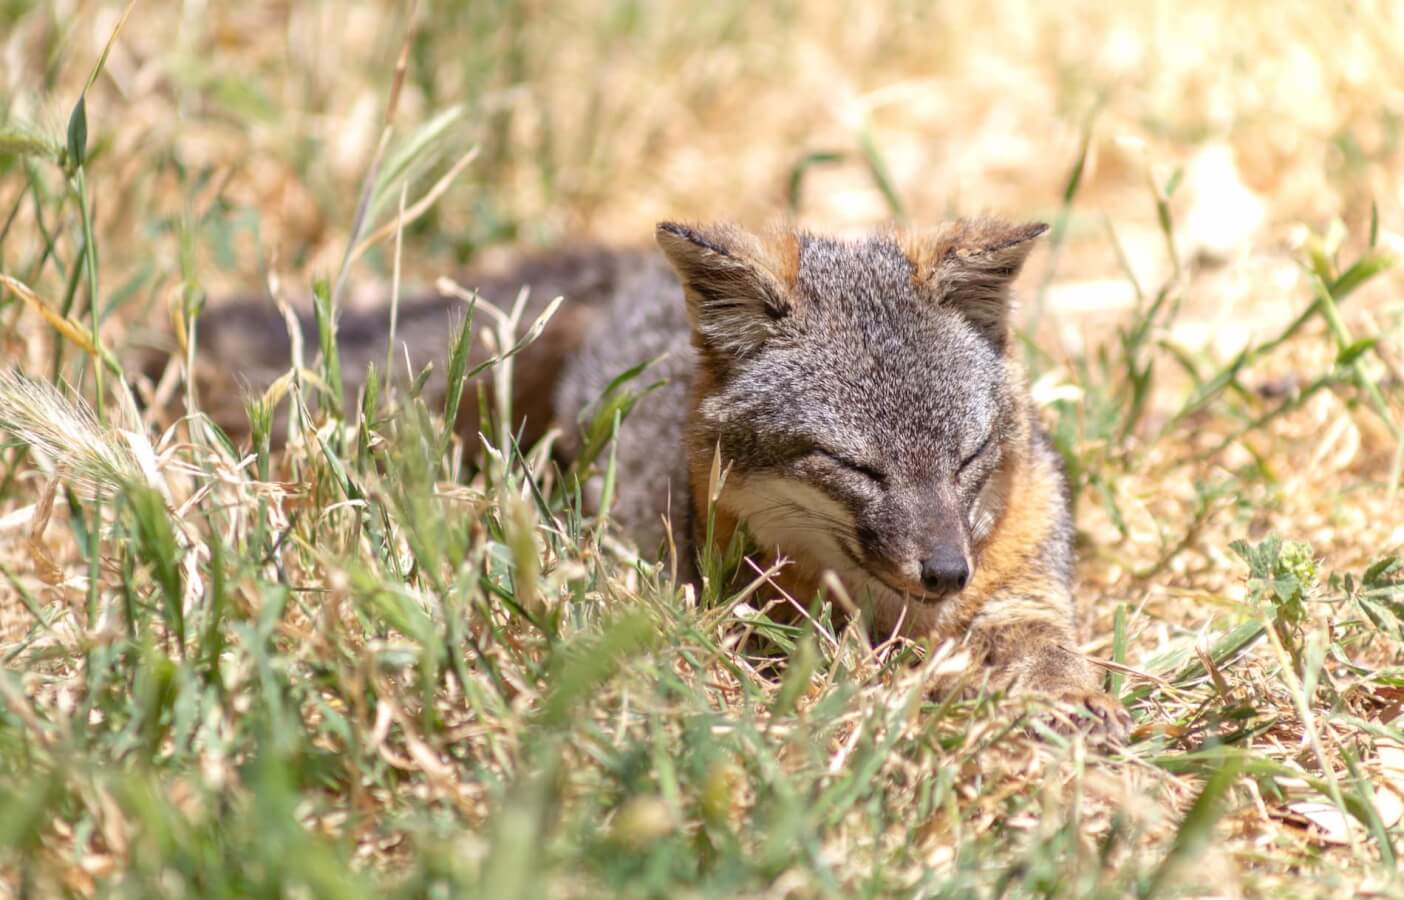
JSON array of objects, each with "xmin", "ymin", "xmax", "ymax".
[{"xmin": 657, "ymin": 219, "xmax": 1046, "ymax": 616}]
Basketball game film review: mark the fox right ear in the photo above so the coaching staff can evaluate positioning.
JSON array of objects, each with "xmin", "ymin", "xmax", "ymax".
[
  {"xmin": 902, "ymin": 218, "xmax": 1047, "ymax": 350},
  {"xmin": 656, "ymin": 222, "xmax": 797, "ymax": 358}
]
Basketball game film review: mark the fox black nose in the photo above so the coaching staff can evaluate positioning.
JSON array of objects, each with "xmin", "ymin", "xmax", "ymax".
[{"xmin": 920, "ymin": 547, "xmax": 969, "ymax": 593}]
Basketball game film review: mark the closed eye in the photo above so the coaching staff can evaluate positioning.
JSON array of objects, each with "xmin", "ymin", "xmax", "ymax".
[
  {"xmin": 959, "ymin": 430, "xmax": 996, "ymax": 471},
  {"xmin": 815, "ymin": 450, "xmax": 886, "ymax": 484}
]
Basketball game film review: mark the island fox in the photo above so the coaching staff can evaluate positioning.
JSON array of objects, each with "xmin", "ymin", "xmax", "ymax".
[{"xmin": 155, "ymin": 218, "xmax": 1130, "ymax": 738}]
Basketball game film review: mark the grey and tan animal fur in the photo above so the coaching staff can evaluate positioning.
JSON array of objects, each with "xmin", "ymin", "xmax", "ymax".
[{"xmin": 149, "ymin": 218, "xmax": 1130, "ymax": 738}]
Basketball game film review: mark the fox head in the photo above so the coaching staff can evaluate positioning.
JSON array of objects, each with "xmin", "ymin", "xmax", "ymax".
[{"xmin": 656, "ymin": 218, "xmax": 1047, "ymax": 608}]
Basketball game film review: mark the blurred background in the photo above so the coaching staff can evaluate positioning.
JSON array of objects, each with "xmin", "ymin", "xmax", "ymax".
[{"xmin": 3, "ymin": 0, "xmax": 1403, "ymax": 361}]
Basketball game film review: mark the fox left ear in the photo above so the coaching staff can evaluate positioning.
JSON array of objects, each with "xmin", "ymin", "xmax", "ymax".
[
  {"xmin": 656, "ymin": 221, "xmax": 799, "ymax": 360},
  {"xmin": 903, "ymin": 219, "xmax": 1048, "ymax": 349}
]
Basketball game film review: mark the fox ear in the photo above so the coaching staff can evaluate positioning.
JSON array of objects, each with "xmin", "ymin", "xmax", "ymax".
[
  {"xmin": 904, "ymin": 219, "xmax": 1047, "ymax": 349},
  {"xmin": 656, "ymin": 222, "xmax": 798, "ymax": 357}
]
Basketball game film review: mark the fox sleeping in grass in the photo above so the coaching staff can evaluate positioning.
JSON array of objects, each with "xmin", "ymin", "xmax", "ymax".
[{"xmin": 162, "ymin": 217, "xmax": 1131, "ymax": 739}]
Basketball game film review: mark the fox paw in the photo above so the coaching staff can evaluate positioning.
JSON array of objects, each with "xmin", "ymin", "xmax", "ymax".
[{"xmin": 1031, "ymin": 691, "xmax": 1132, "ymax": 744}]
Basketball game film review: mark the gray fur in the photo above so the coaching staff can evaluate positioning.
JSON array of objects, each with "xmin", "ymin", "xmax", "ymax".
[
  {"xmin": 698, "ymin": 233, "xmax": 1015, "ymax": 571},
  {"xmin": 147, "ymin": 244, "xmax": 658, "ymax": 447},
  {"xmin": 557, "ymin": 227, "xmax": 1048, "ymax": 605},
  {"xmin": 554, "ymin": 255, "xmax": 696, "ymax": 554}
]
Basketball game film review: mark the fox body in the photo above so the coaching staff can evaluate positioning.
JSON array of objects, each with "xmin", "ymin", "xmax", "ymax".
[{"xmin": 165, "ymin": 218, "xmax": 1128, "ymax": 734}]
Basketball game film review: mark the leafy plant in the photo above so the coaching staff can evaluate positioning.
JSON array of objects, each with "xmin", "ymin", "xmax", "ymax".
[{"xmin": 1231, "ymin": 534, "xmax": 1319, "ymax": 676}]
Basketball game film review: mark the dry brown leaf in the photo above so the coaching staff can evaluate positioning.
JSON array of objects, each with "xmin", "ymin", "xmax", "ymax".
[
  {"xmin": 1284, "ymin": 800, "xmax": 1355, "ymax": 846},
  {"xmin": 1371, "ymin": 734, "xmax": 1404, "ymax": 828}
]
